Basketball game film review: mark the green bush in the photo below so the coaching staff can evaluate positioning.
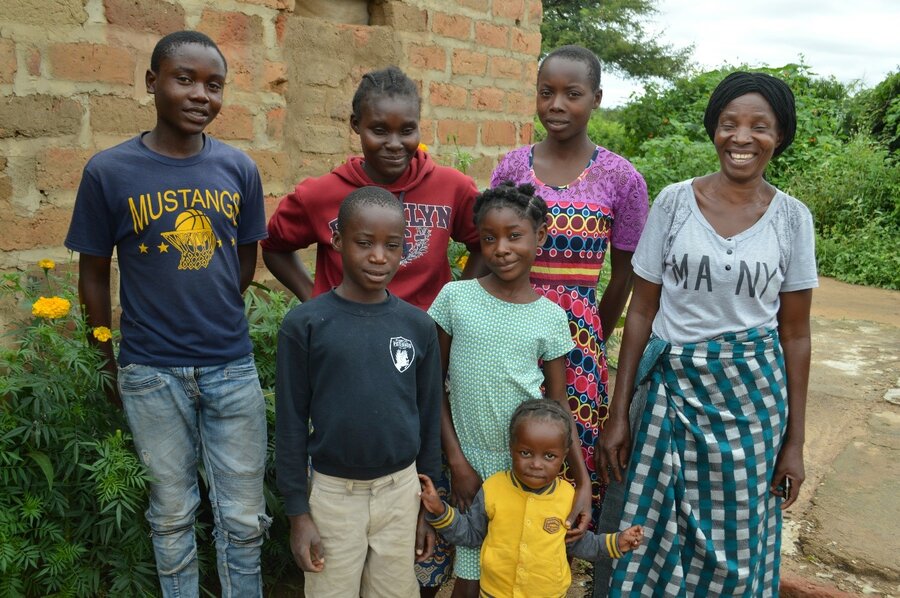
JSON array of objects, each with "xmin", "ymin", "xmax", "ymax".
[
  {"xmin": 631, "ymin": 134, "xmax": 718, "ymax": 200},
  {"xmin": 0, "ymin": 266, "xmax": 156, "ymax": 596},
  {"xmin": 784, "ymin": 135, "xmax": 900, "ymax": 288}
]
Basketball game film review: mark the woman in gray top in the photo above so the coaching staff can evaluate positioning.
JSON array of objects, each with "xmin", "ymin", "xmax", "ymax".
[{"xmin": 597, "ymin": 72, "xmax": 818, "ymax": 597}]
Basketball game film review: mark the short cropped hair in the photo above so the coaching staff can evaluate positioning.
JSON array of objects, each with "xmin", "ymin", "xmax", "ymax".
[
  {"xmin": 539, "ymin": 45, "xmax": 602, "ymax": 92},
  {"xmin": 150, "ymin": 30, "xmax": 227, "ymax": 73},
  {"xmin": 704, "ymin": 71, "xmax": 797, "ymax": 156},
  {"xmin": 336, "ymin": 186, "xmax": 404, "ymax": 233}
]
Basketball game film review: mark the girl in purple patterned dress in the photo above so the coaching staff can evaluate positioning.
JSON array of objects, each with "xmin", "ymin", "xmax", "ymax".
[{"xmin": 490, "ymin": 45, "xmax": 648, "ymax": 529}]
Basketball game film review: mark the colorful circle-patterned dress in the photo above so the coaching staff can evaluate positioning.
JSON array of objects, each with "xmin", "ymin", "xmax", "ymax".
[{"xmin": 490, "ymin": 145, "xmax": 648, "ymax": 524}]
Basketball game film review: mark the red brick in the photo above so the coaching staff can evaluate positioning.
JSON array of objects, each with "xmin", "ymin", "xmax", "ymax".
[
  {"xmin": 49, "ymin": 43, "xmax": 135, "ymax": 85},
  {"xmin": 408, "ymin": 44, "xmax": 446, "ymax": 71},
  {"xmin": 104, "ymin": 0, "xmax": 185, "ymax": 35},
  {"xmin": 451, "ymin": 49, "xmax": 487, "ymax": 76},
  {"xmin": 0, "ymin": 206, "xmax": 72, "ymax": 251},
  {"xmin": 490, "ymin": 56, "xmax": 522, "ymax": 79},
  {"xmin": 90, "ymin": 95, "xmax": 155, "ymax": 135},
  {"xmin": 432, "ymin": 12, "xmax": 472, "ymax": 41},
  {"xmin": 471, "ymin": 87, "xmax": 504, "ymax": 112},
  {"xmin": 247, "ymin": 150, "xmax": 289, "ymax": 185},
  {"xmin": 264, "ymin": 61, "xmax": 287, "ymax": 94},
  {"xmin": 518, "ymin": 121, "xmax": 534, "ymax": 144},
  {"xmin": 197, "ymin": 10, "xmax": 264, "ymax": 45},
  {"xmin": 438, "ymin": 120, "xmax": 477, "ymax": 147},
  {"xmin": 240, "ymin": 0, "xmax": 295, "ymax": 9},
  {"xmin": 493, "ymin": 0, "xmax": 526, "ymax": 20},
  {"xmin": 481, "ymin": 120, "xmax": 516, "ymax": 146},
  {"xmin": 275, "ymin": 13, "xmax": 288, "ymax": 45},
  {"xmin": 4, "ymin": 0, "xmax": 87, "ymax": 27},
  {"xmin": 507, "ymin": 90, "xmax": 534, "ymax": 115},
  {"xmin": 429, "ymin": 82, "xmax": 467, "ymax": 108},
  {"xmin": 26, "ymin": 47, "xmax": 40, "ymax": 77},
  {"xmin": 0, "ymin": 39, "xmax": 16, "ymax": 84},
  {"xmin": 0, "ymin": 94, "xmax": 83, "ymax": 138},
  {"xmin": 512, "ymin": 29, "xmax": 542, "ymax": 55},
  {"xmin": 475, "ymin": 22, "xmax": 509, "ymax": 49},
  {"xmin": 36, "ymin": 147, "xmax": 94, "ymax": 191},
  {"xmin": 458, "ymin": 0, "xmax": 490, "ymax": 11},
  {"xmin": 220, "ymin": 45, "xmax": 262, "ymax": 92},
  {"xmin": 266, "ymin": 107, "xmax": 284, "ymax": 141},
  {"xmin": 371, "ymin": 3, "xmax": 427, "ymax": 32},
  {"xmin": 528, "ymin": 0, "xmax": 543, "ymax": 23},
  {"xmin": 418, "ymin": 118, "xmax": 435, "ymax": 145},
  {"xmin": 524, "ymin": 61, "xmax": 538, "ymax": 83},
  {"xmin": 206, "ymin": 105, "xmax": 254, "ymax": 140}
]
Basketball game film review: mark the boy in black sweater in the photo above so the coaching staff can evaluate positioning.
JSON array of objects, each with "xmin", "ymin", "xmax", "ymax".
[{"xmin": 275, "ymin": 186, "xmax": 442, "ymax": 597}]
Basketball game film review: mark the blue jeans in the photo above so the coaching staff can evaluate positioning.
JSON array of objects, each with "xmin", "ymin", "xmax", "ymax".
[{"xmin": 119, "ymin": 354, "xmax": 270, "ymax": 598}]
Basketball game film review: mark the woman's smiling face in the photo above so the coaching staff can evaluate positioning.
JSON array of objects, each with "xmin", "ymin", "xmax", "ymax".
[{"xmin": 713, "ymin": 92, "xmax": 783, "ymax": 184}]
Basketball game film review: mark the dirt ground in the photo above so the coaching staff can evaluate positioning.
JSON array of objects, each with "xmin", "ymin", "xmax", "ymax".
[{"xmin": 437, "ymin": 277, "xmax": 900, "ymax": 597}]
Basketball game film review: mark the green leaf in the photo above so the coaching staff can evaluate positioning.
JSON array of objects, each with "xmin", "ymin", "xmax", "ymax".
[{"xmin": 27, "ymin": 452, "xmax": 53, "ymax": 490}]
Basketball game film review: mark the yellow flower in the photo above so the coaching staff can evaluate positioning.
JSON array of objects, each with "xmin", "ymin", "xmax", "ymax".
[
  {"xmin": 92, "ymin": 326, "xmax": 112, "ymax": 342},
  {"xmin": 456, "ymin": 254, "xmax": 469, "ymax": 270},
  {"xmin": 38, "ymin": 259, "xmax": 55, "ymax": 270},
  {"xmin": 418, "ymin": 143, "xmax": 429, "ymax": 153},
  {"xmin": 32, "ymin": 296, "xmax": 71, "ymax": 319}
]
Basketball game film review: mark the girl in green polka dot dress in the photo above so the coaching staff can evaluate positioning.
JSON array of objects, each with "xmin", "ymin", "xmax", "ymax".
[{"xmin": 428, "ymin": 182, "xmax": 592, "ymax": 597}]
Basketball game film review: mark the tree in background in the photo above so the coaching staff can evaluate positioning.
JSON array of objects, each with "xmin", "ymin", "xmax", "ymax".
[{"xmin": 541, "ymin": 0, "xmax": 693, "ymax": 80}]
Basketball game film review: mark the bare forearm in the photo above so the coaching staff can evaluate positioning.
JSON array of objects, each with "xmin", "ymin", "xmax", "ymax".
[
  {"xmin": 598, "ymin": 248, "xmax": 636, "ymax": 339},
  {"xmin": 262, "ymin": 250, "xmax": 314, "ymax": 301},
  {"xmin": 237, "ymin": 243, "xmax": 258, "ymax": 294}
]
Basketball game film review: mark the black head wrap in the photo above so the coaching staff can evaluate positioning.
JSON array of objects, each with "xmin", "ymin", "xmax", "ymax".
[{"xmin": 704, "ymin": 71, "xmax": 796, "ymax": 156}]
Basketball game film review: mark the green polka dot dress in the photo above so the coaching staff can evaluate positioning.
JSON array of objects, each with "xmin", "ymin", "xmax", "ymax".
[{"xmin": 428, "ymin": 279, "xmax": 573, "ymax": 579}]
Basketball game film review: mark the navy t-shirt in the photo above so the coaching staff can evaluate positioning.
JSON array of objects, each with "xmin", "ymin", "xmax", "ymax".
[{"xmin": 65, "ymin": 134, "xmax": 267, "ymax": 366}]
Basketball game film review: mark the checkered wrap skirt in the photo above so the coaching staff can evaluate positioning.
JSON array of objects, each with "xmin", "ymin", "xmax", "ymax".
[{"xmin": 611, "ymin": 328, "xmax": 786, "ymax": 597}]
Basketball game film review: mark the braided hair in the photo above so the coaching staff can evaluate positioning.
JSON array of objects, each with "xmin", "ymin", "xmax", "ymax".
[
  {"xmin": 351, "ymin": 66, "xmax": 421, "ymax": 119},
  {"xmin": 704, "ymin": 71, "xmax": 797, "ymax": 156},
  {"xmin": 336, "ymin": 186, "xmax": 404, "ymax": 233},
  {"xmin": 508, "ymin": 399, "xmax": 573, "ymax": 450},
  {"xmin": 473, "ymin": 181, "xmax": 548, "ymax": 230},
  {"xmin": 538, "ymin": 45, "xmax": 602, "ymax": 92},
  {"xmin": 150, "ymin": 30, "xmax": 227, "ymax": 73}
]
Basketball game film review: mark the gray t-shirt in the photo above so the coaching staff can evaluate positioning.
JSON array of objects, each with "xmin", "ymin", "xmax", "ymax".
[{"xmin": 632, "ymin": 180, "xmax": 819, "ymax": 345}]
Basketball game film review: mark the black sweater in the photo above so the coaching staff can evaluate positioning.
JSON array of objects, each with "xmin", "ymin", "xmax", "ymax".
[{"xmin": 275, "ymin": 290, "xmax": 442, "ymax": 516}]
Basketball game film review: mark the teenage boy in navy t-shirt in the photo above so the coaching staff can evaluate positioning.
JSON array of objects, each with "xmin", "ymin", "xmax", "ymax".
[{"xmin": 65, "ymin": 31, "xmax": 269, "ymax": 598}]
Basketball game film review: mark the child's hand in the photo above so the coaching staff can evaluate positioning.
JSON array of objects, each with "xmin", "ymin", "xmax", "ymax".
[
  {"xmin": 289, "ymin": 513, "xmax": 325, "ymax": 572},
  {"xmin": 617, "ymin": 525, "xmax": 643, "ymax": 555},
  {"xmin": 418, "ymin": 474, "xmax": 446, "ymax": 516},
  {"xmin": 448, "ymin": 461, "xmax": 482, "ymax": 512}
]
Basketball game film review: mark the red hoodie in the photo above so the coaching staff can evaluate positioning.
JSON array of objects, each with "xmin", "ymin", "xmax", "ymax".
[{"xmin": 262, "ymin": 150, "xmax": 480, "ymax": 310}]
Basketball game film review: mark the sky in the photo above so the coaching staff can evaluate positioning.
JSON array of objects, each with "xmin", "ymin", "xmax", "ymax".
[{"xmin": 600, "ymin": 0, "xmax": 900, "ymax": 107}]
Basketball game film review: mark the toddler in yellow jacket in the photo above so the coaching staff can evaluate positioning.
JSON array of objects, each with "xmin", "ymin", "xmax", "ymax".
[{"xmin": 420, "ymin": 399, "xmax": 642, "ymax": 597}]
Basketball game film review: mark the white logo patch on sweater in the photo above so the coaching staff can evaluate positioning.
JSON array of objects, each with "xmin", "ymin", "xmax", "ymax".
[{"xmin": 390, "ymin": 337, "xmax": 415, "ymax": 373}]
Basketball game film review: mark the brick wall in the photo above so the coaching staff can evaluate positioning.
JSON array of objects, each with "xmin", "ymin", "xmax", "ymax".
[{"xmin": 0, "ymin": 0, "xmax": 541, "ymax": 322}]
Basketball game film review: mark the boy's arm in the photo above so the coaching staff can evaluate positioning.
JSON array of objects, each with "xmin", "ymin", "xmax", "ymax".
[
  {"xmin": 274, "ymin": 319, "xmax": 313, "ymax": 515},
  {"xmin": 416, "ymin": 325, "xmax": 443, "ymax": 483},
  {"xmin": 262, "ymin": 250, "xmax": 314, "ymax": 302},
  {"xmin": 237, "ymin": 243, "xmax": 258, "ymax": 294},
  {"xmin": 425, "ymin": 486, "xmax": 489, "ymax": 548},
  {"xmin": 568, "ymin": 531, "xmax": 617, "ymax": 562},
  {"xmin": 78, "ymin": 254, "xmax": 119, "ymax": 406}
]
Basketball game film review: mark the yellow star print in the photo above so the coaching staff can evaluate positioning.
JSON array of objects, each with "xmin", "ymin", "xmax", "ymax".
[
  {"xmin": 138, "ymin": 243, "xmax": 148, "ymax": 254},
  {"xmin": 230, "ymin": 238, "xmax": 235, "ymax": 246},
  {"xmin": 158, "ymin": 242, "xmax": 169, "ymax": 253},
  {"xmin": 217, "ymin": 239, "xmax": 223, "ymax": 248}
]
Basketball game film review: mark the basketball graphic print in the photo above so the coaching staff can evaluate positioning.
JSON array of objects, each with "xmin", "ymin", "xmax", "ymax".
[{"xmin": 161, "ymin": 209, "xmax": 218, "ymax": 270}]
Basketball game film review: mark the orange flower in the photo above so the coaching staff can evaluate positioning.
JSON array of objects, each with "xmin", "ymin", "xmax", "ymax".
[
  {"xmin": 32, "ymin": 296, "xmax": 71, "ymax": 319},
  {"xmin": 38, "ymin": 259, "xmax": 56, "ymax": 271},
  {"xmin": 418, "ymin": 143, "xmax": 429, "ymax": 153},
  {"xmin": 92, "ymin": 326, "xmax": 112, "ymax": 342}
]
